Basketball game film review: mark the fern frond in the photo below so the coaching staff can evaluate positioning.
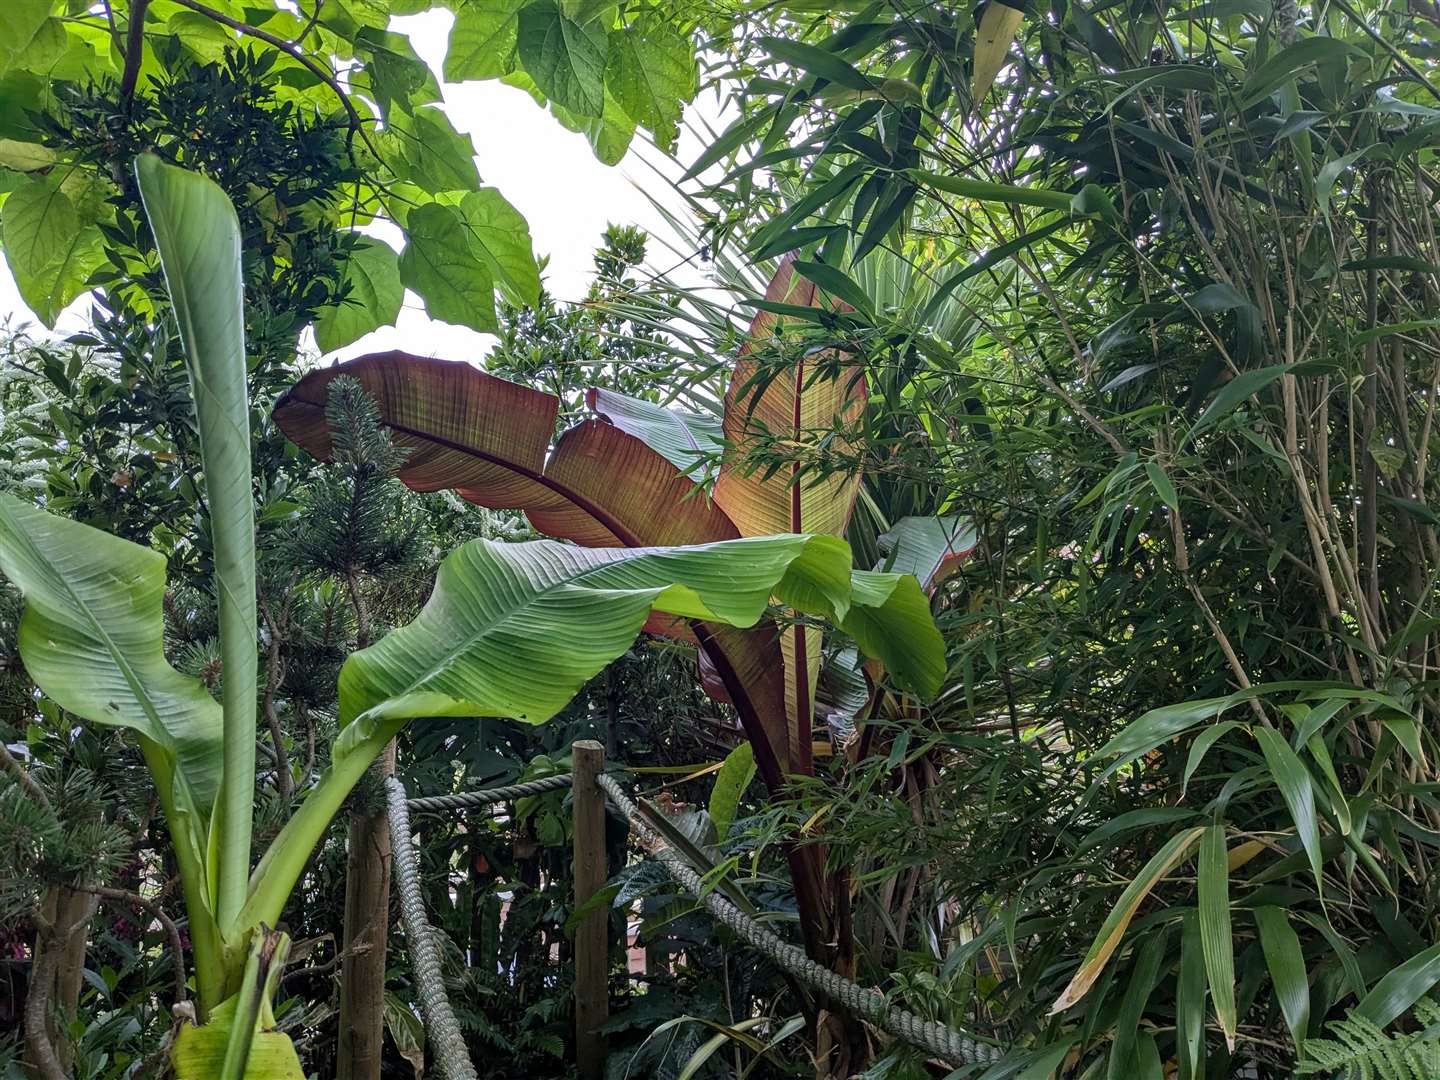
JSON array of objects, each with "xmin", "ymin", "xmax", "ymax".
[{"xmin": 1295, "ymin": 1004, "xmax": 1440, "ymax": 1080}]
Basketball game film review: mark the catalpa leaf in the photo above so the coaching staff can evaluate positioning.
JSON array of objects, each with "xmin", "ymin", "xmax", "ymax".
[
  {"xmin": 605, "ymin": 23, "xmax": 695, "ymax": 150},
  {"xmin": 445, "ymin": 0, "xmax": 525, "ymax": 82},
  {"xmin": 400, "ymin": 203, "xmax": 498, "ymax": 332},
  {"xmin": 517, "ymin": 0, "xmax": 608, "ymax": 117},
  {"xmin": 314, "ymin": 236, "xmax": 403, "ymax": 354}
]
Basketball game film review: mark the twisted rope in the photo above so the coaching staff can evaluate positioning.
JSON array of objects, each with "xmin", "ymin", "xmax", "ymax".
[
  {"xmin": 596, "ymin": 773, "xmax": 1002, "ymax": 1070},
  {"xmin": 384, "ymin": 777, "xmax": 479, "ymax": 1080},
  {"xmin": 406, "ymin": 773, "xmax": 572, "ymax": 813},
  {"xmin": 389, "ymin": 769, "xmax": 1001, "ymax": 1073}
]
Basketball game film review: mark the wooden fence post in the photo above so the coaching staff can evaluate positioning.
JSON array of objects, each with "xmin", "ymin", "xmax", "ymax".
[{"xmin": 572, "ymin": 739, "xmax": 607, "ymax": 1080}]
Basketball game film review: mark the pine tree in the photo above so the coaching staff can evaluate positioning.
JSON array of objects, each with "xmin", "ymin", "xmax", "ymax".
[{"xmin": 286, "ymin": 375, "xmax": 424, "ymax": 1080}]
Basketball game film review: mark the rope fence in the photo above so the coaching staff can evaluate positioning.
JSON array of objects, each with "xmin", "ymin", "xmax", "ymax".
[{"xmin": 385, "ymin": 765, "xmax": 1002, "ymax": 1079}]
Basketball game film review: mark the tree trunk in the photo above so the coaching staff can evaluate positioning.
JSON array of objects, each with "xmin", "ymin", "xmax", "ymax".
[
  {"xmin": 26, "ymin": 883, "xmax": 97, "ymax": 1080},
  {"xmin": 337, "ymin": 740, "xmax": 395, "ymax": 1080}
]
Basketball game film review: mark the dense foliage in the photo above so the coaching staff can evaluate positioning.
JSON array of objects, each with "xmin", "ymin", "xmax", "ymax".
[{"xmin": 5, "ymin": 0, "xmax": 1440, "ymax": 1078}]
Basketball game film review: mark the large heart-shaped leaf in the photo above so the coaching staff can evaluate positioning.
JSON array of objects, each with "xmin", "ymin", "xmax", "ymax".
[
  {"xmin": 314, "ymin": 236, "xmax": 403, "ymax": 354},
  {"xmin": 516, "ymin": 0, "xmax": 607, "ymax": 116}
]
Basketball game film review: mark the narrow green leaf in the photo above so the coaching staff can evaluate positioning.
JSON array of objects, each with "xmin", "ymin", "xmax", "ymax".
[
  {"xmin": 1108, "ymin": 928, "xmax": 1166, "ymax": 1078},
  {"xmin": 1354, "ymin": 941, "xmax": 1440, "ymax": 1028},
  {"xmin": 1198, "ymin": 825, "xmax": 1237, "ymax": 1050},
  {"xmin": 1255, "ymin": 907, "xmax": 1311, "ymax": 1052},
  {"xmin": 707, "ymin": 743, "xmax": 755, "ymax": 841},
  {"xmin": 1240, "ymin": 37, "xmax": 1355, "ymax": 106},
  {"xmin": 1254, "ymin": 726, "xmax": 1325, "ymax": 899},
  {"xmin": 1098, "ymin": 695, "xmax": 1236, "ymax": 777},
  {"xmin": 758, "ymin": 36, "xmax": 872, "ymax": 90},
  {"xmin": 1145, "ymin": 460, "xmax": 1179, "ymax": 511},
  {"xmin": 909, "ymin": 169, "xmax": 1074, "ymax": 210},
  {"xmin": 1177, "ymin": 910, "xmax": 1207, "ymax": 1080},
  {"xmin": 973, "ymin": 2, "xmax": 1025, "ymax": 105},
  {"xmin": 791, "ymin": 259, "xmax": 873, "ymax": 315},
  {"xmin": 1189, "ymin": 363, "xmax": 1291, "ymax": 438},
  {"xmin": 1050, "ymin": 827, "xmax": 1204, "ymax": 1013},
  {"xmin": 1181, "ymin": 720, "xmax": 1243, "ymax": 798}
]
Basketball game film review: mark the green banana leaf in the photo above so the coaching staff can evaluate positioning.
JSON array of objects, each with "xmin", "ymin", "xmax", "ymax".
[
  {"xmin": 242, "ymin": 532, "xmax": 942, "ymax": 930},
  {"xmin": 136, "ymin": 153, "xmax": 258, "ymax": 929},
  {"xmin": 0, "ymin": 493, "xmax": 225, "ymax": 1003}
]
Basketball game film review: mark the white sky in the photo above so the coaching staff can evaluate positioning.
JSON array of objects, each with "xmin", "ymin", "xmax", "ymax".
[{"xmin": 0, "ymin": 8, "xmax": 723, "ymax": 364}]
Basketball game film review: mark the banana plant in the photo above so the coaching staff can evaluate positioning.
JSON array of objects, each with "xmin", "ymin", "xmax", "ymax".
[
  {"xmin": 271, "ymin": 257, "xmax": 970, "ymax": 971},
  {"xmin": 0, "ymin": 158, "xmax": 945, "ymax": 1077}
]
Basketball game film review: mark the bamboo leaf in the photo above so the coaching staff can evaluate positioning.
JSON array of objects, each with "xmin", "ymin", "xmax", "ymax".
[
  {"xmin": 1198, "ymin": 825, "xmax": 1237, "ymax": 1050},
  {"xmin": 909, "ymin": 169, "xmax": 1074, "ymax": 211},
  {"xmin": 1177, "ymin": 910, "xmax": 1208, "ymax": 1080},
  {"xmin": 758, "ymin": 36, "xmax": 872, "ymax": 90},
  {"xmin": 1049, "ymin": 827, "xmax": 1204, "ymax": 1013},
  {"xmin": 1145, "ymin": 460, "xmax": 1179, "ymax": 511},
  {"xmin": 1255, "ymin": 906, "xmax": 1311, "ymax": 1052},
  {"xmin": 1188, "ymin": 363, "xmax": 1291, "ymax": 438},
  {"xmin": 1254, "ymin": 726, "xmax": 1326, "ymax": 899},
  {"xmin": 973, "ymin": 2, "xmax": 1025, "ymax": 106},
  {"xmin": 1354, "ymin": 941, "xmax": 1440, "ymax": 1028}
]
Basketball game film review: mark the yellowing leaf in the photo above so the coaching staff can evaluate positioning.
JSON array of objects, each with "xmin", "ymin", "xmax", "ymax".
[
  {"xmin": 973, "ymin": 2, "xmax": 1024, "ymax": 106},
  {"xmin": 1050, "ymin": 827, "xmax": 1204, "ymax": 1014}
]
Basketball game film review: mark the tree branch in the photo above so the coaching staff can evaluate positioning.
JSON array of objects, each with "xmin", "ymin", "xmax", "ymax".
[
  {"xmin": 0, "ymin": 740, "xmax": 54, "ymax": 817},
  {"xmin": 118, "ymin": 0, "xmax": 152, "ymax": 104},
  {"xmin": 77, "ymin": 885, "xmax": 187, "ymax": 1006},
  {"xmin": 165, "ymin": 0, "xmax": 380, "ymax": 158}
]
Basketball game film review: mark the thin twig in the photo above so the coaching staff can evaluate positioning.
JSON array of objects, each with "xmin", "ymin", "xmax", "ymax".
[
  {"xmin": 0, "ymin": 740, "xmax": 54, "ymax": 817},
  {"xmin": 77, "ymin": 885, "xmax": 187, "ymax": 1006}
]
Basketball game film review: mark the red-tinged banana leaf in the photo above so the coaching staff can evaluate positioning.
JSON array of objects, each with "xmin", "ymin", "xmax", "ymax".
[
  {"xmin": 273, "ymin": 351, "xmax": 797, "ymax": 775},
  {"xmin": 712, "ymin": 256, "xmax": 869, "ymax": 773},
  {"xmin": 273, "ymin": 353, "xmax": 738, "ymax": 548},
  {"xmin": 877, "ymin": 514, "xmax": 979, "ymax": 595}
]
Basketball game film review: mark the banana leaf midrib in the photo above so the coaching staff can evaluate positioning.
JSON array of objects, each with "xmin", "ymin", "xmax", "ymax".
[
  {"xmin": 346, "ymin": 537, "xmax": 816, "ymax": 725},
  {"xmin": 1, "ymin": 496, "xmax": 201, "ymax": 758},
  {"xmin": 282, "ymin": 379, "xmax": 664, "ymax": 548}
]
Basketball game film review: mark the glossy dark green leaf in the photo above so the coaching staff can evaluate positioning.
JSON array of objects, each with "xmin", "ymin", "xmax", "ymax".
[{"xmin": 1255, "ymin": 906, "xmax": 1311, "ymax": 1050}]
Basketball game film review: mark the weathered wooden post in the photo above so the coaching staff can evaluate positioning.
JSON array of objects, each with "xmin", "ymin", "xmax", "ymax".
[{"xmin": 572, "ymin": 739, "xmax": 607, "ymax": 1079}]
